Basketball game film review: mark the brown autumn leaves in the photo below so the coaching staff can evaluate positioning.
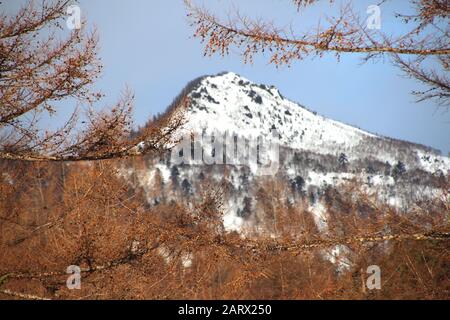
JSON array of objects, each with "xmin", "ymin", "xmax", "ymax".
[
  {"xmin": 0, "ymin": 0, "xmax": 449, "ymax": 299},
  {"xmin": 186, "ymin": 0, "xmax": 449, "ymax": 105},
  {"xmin": 1, "ymin": 158, "xmax": 449, "ymax": 299},
  {"xmin": 0, "ymin": 0, "xmax": 186, "ymax": 162}
]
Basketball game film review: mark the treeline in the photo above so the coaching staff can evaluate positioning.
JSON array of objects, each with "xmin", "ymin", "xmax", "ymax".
[
  {"xmin": 128, "ymin": 144, "xmax": 447, "ymax": 221},
  {"xmin": 1, "ymin": 158, "xmax": 448, "ymax": 299}
]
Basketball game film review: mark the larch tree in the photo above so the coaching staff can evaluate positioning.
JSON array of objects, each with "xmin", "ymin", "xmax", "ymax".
[
  {"xmin": 0, "ymin": 0, "xmax": 186, "ymax": 162},
  {"xmin": 185, "ymin": 0, "xmax": 449, "ymax": 106}
]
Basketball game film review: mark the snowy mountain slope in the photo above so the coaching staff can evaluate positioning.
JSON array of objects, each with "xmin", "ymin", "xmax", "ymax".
[
  {"xmin": 117, "ymin": 72, "xmax": 449, "ymax": 269},
  {"xmin": 182, "ymin": 72, "xmax": 374, "ymax": 150},
  {"xmin": 175, "ymin": 71, "xmax": 449, "ymax": 173},
  {"xmin": 120, "ymin": 71, "xmax": 449, "ymax": 233}
]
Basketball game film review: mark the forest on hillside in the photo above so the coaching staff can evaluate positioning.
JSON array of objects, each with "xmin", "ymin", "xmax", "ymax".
[{"xmin": 0, "ymin": 0, "xmax": 449, "ymax": 300}]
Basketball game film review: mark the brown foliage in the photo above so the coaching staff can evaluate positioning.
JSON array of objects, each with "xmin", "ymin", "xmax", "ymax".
[
  {"xmin": 0, "ymin": 1, "xmax": 186, "ymax": 162},
  {"xmin": 185, "ymin": 0, "xmax": 449, "ymax": 106},
  {"xmin": 0, "ymin": 0, "xmax": 448, "ymax": 301},
  {"xmin": 0, "ymin": 160, "xmax": 448, "ymax": 300}
]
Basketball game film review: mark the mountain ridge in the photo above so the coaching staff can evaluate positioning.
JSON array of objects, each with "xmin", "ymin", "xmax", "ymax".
[
  {"xmin": 157, "ymin": 71, "xmax": 443, "ymax": 157},
  {"xmin": 120, "ymin": 71, "xmax": 449, "ymax": 233},
  {"xmin": 167, "ymin": 71, "xmax": 448, "ymax": 174}
]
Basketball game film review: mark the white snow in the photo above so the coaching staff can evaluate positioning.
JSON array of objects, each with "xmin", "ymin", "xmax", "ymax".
[
  {"xmin": 155, "ymin": 163, "xmax": 171, "ymax": 183},
  {"xmin": 222, "ymin": 209, "xmax": 244, "ymax": 232},
  {"xmin": 177, "ymin": 72, "xmax": 377, "ymax": 160},
  {"xmin": 308, "ymin": 201, "xmax": 328, "ymax": 232},
  {"xmin": 128, "ymin": 71, "xmax": 449, "ymax": 243},
  {"xmin": 121, "ymin": 71, "xmax": 450, "ymax": 272}
]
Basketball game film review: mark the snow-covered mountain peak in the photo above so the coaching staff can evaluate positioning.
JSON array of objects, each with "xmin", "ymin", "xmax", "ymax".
[
  {"xmin": 175, "ymin": 71, "xmax": 449, "ymax": 173},
  {"xmin": 122, "ymin": 72, "xmax": 448, "ymax": 233},
  {"xmin": 184, "ymin": 72, "xmax": 369, "ymax": 147}
]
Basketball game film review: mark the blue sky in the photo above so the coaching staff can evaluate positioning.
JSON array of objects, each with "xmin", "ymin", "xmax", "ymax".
[{"xmin": 4, "ymin": 0, "xmax": 450, "ymax": 155}]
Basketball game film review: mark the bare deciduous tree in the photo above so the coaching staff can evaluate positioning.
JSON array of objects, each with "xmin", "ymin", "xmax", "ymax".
[
  {"xmin": 1, "ymin": 0, "xmax": 449, "ymax": 301},
  {"xmin": 0, "ymin": 0, "xmax": 186, "ymax": 162},
  {"xmin": 185, "ymin": 0, "xmax": 449, "ymax": 106},
  {"xmin": 0, "ymin": 162, "xmax": 448, "ymax": 299}
]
